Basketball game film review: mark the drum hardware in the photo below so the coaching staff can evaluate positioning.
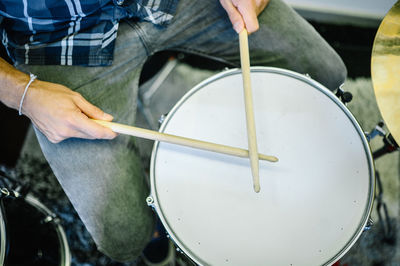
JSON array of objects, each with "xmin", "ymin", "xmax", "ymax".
[
  {"xmin": 0, "ymin": 169, "xmax": 33, "ymax": 199},
  {"xmin": 146, "ymin": 196, "xmax": 194, "ymax": 260},
  {"xmin": 158, "ymin": 114, "xmax": 168, "ymax": 125},
  {"xmin": 375, "ymin": 171, "xmax": 395, "ymax": 243},
  {"xmin": 43, "ymin": 212, "xmax": 61, "ymax": 224},
  {"xmin": 0, "ymin": 170, "xmax": 29, "ymax": 199},
  {"xmin": 138, "ymin": 55, "xmax": 182, "ymax": 131},
  {"xmin": 366, "ymin": 121, "xmax": 399, "ymax": 159},
  {"xmin": 146, "ymin": 196, "xmax": 155, "ymax": 207},
  {"xmin": 137, "ymin": 99, "xmax": 158, "ymax": 131},
  {"xmin": 141, "ymin": 57, "xmax": 180, "ymax": 107},
  {"xmin": 303, "ymin": 75, "xmax": 353, "ymax": 105},
  {"xmin": 146, "ymin": 196, "xmax": 189, "ymax": 260},
  {"xmin": 363, "ymin": 218, "xmax": 374, "ymax": 232},
  {"xmin": 365, "ymin": 121, "xmax": 399, "ymax": 244},
  {"xmin": 365, "ymin": 121, "xmax": 385, "ymax": 142},
  {"xmin": 0, "ymin": 169, "xmax": 71, "ymax": 266},
  {"xmin": 335, "ymin": 86, "xmax": 353, "ymax": 105},
  {"xmin": 1, "ymin": 187, "xmax": 20, "ymax": 199},
  {"xmin": 372, "ymin": 133, "xmax": 399, "ymax": 160}
]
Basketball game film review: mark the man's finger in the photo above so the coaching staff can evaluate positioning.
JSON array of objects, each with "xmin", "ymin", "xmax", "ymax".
[
  {"xmin": 236, "ymin": 0, "xmax": 259, "ymax": 33},
  {"xmin": 73, "ymin": 92, "xmax": 114, "ymax": 121},
  {"xmin": 220, "ymin": 0, "xmax": 245, "ymax": 33},
  {"xmin": 62, "ymin": 130, "xmax": 96, "ymax": 142},
  {"xmin": 73, "ymin": 113, "xmax": 118, "ymax": 140}
]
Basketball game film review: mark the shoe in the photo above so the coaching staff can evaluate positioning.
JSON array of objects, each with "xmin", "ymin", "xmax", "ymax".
[{"xmin": 141, "ymin": 236, "xmax": 176, "ymax": 266}]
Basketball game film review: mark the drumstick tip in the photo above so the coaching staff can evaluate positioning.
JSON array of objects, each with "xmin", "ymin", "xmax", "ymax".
[{"xmin": 259, "ymin": 154, "xmax": 279, "ymax": 163}]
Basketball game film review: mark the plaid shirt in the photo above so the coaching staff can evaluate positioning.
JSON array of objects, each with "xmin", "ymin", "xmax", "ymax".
[{"xmin": 0, "ymin": 0, "xmax": 178, "ymax": 66}]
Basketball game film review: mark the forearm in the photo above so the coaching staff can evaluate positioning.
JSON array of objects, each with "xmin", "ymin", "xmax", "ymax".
[
  {"xmin": 0, "ymin": 57, "xmax": 116, "ymax": 143},
  {"xmin": 0, "ymin": 57, "xmax": 32, "ymax": 110}
]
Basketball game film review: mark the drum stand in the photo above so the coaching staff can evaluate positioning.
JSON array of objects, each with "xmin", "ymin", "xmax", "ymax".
[
  {"xmin": 336, "ymin": 87, "xmax": 398, "ymax": 244},
  {"xmin": 366, "ymin": 121, "xmax": 399, "ymax": 244},
  {"xmin": 0, "ymin": 169, "xmax": 25, "ymax": 265},
  {"xmin": 138, "ymin": 54, "xmax": 182, "ymax": 131},
  {"xmin": 0, "ymin": 168, "xmax": 70, "ymax": 266},
  {"xmin": 0, "ymin": 169, "xmax": 27, "ymax": 204}
]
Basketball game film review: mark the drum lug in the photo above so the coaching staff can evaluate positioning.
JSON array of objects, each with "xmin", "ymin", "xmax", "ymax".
[
  {"xmin": 176, "ymin": 247, "xmax": 183, "ymax": 254},
  {"xmin": 146, "ymin": 196, "xmax": 155, "ymax": 208},
  {"xmin": 0, "ymin": 187, "xmax": 20, "ymax": 199},
  {"xmin": 43, "ymin": 213, "xmax": 61, "ymax": 225},
  {"xmin": 335, "ymin": 85, "xmax": 353, "ymax": 104},
  {"xmin": 158, "ymin": 114, "xmax": 168, "ymax": 126},
  {"xmin": 364, "ymin": 218, "xmax": 374, "ymax": 231},
  {"xmin": 165, "ymin": 234, "xmax": 183, "ymax": 254},
  {"xmin": 1, "ymin": 188, "xmax": 10, "ymax": 198}
]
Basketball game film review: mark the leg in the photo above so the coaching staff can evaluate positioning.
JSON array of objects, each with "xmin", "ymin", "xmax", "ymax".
[
  {"xmin": 17, "ymin": 21, "xmax": 155, "ymax": 262},
  {"xmin": 148, "ymin": 0, "xmax": 347, "ymax": 91}
]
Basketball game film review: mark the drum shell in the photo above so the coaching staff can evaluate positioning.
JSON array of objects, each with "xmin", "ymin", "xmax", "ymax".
[
  {"xmin": 0, "ymin": 194, "xmax": 71, "ymax": 266},
  {"xmin": 148, "ymin": 67, "xmax": 375, "ymax": 266}
]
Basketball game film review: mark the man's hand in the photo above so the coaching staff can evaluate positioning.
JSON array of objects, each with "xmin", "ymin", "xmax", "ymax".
[
  {"xmin": 219, "ymin": 0, "xmax": 269, "ymax": 34},
  {"xmin": 0, "ymin": 58, "xmax": 116, "ymax": 144},
  {"xmin": 22, "ymin": 79, "xmax": 118, "ymax": 143}
]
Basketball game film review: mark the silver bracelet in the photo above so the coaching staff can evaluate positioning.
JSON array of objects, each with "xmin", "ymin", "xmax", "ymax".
[{"xmin": 18, "ymin": 73, "xmax": 37, "ymax": 116}]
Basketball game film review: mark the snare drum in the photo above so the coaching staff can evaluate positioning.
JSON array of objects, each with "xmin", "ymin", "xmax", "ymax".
[
  {"xmin": 0, "ymin": 194, "xmax": 71, "ymax": 266},
  {"xmin": 147, "ymin": 67, "xmax": 374, "ymax": 266}
]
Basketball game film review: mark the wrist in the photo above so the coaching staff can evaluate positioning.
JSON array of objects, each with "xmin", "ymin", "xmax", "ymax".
[
  {"xmin": 0, "ymin": 58, "xmax": 34, "ymax": 110},
  {"xmin": 18, "ymin": 73, "xmax": 37, "ymax": 115}
]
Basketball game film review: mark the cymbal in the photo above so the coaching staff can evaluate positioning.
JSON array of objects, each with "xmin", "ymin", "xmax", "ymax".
[{"xmin": 371, "ymin": 0, "xmax": 400, "ymax": 144}]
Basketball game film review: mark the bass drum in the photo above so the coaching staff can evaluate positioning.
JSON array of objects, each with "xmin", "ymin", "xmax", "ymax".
[
  {"xmin": 0, "ymin": 194, "xmax": 71, "ymax": 266},
  {"xmin": 147, "ymin": 67, "xmax": 375, "ymax": 266}
]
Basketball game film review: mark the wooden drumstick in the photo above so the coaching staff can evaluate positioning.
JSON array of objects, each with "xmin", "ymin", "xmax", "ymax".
[
  {"xmin": 93, "ymin": 120, "xmax": 278, "ymax": 163},
  {"xmin": 239, "ymin": 29, "xmax": 260, "ymax": 193}
]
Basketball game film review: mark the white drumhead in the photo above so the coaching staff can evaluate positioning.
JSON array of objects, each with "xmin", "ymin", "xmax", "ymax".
[{"xmin": 149, "ymin": 67, "xmax": 374, "ymax": 266}]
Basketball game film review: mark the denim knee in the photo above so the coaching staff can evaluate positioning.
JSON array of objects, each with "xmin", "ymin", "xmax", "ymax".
[
  {"xmin": 312, "ymin": 50, "xmax": 348, "ymax": 91},
  {"xmin": 96, "ymin": 214, "xmax": 156, "ymax": 262}
]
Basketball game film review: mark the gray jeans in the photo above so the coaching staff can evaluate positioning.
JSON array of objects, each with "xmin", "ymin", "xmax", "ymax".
[{"xmin": 18, "ymin": 0, "xmax": 346, "ymax": 262}]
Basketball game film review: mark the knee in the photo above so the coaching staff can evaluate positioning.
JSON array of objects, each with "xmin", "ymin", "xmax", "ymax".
[
  {"xmin": 314, "ymin": 50, "xmax": 348, "ymax": 91},
  {"xmin": 254, "ymin": 0, "xmax": 348, "ymax": 91},
  {"xmin": 96, "ymin": 212, "xmax": 156, "ymax": 262}
]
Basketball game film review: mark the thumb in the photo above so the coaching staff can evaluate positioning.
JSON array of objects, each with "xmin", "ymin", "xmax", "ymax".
[
  {"xmin": 220, "ymin": 0, "xmax": 245, "ymax": 33},
  {"xmin": 236, "ymin": 0, "xmax": 259, "ymax": 33},
  {"xmin": 73, "ymin": 93, "xmax": 113, "ymax": 121}
]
